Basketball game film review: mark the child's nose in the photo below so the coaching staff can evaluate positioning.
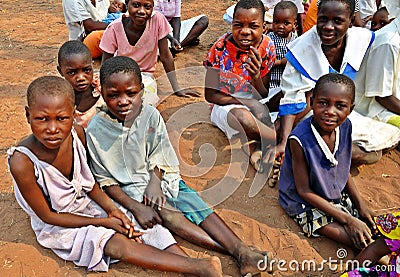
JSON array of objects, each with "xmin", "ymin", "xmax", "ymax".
[
  {"xmin": 240, "ymin": 27, "xmax": 251, "ymax": 35},
  {"xmin": 47, "ymin": 120, "xmax": 58, "ymax": 133}
]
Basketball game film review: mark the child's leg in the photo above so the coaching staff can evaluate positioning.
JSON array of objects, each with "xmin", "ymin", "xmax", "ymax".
[
  {"xmin": 159, "ymin": 207, "xmax": 227, "ymax": 253},
  {"xmin": 317, "ymin": 222, "xmax": 354, "ymax": 246},
  {"xmin": 355, "ymin": 237, "xmax": 391, "ymax": 265},
  {"xmin": 180, "ymin": 16, "xmax": 209, "ymax": 47},
  {"xmin": 200, "ymin": 212, "xmax": 274, "ymax": 275},
  {"xmin": 104, "ymin": 233, "xmax": 223, "ymax": 276}
]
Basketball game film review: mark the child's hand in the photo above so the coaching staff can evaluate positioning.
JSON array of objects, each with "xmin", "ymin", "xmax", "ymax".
[
  {"xmin": 144, "ymin": 179, "xmax": 166, "ymax": 211},
  {"xmin": 343, "ymin": 216, "xmax": 373, "ymax": 249},
  {"xmin": 358, "ymin": 205, "xmax": 378, "ymax": 234},
  {"xmin": 245, "ymin": 46, "xmax": 262, "ymax": 80},
  {"xmin": 169, "ymin": 37, "xmax": 183, "ymax": 53},
  {"xmin": 132, "ymin": 204, "xmax": 163, "ymax": 229}
]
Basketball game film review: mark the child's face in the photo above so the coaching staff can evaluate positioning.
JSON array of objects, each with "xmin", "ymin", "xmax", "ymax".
[
  {"xmin": 311, "ymin": 82, "xmax": 353, "ymax": 134},
  {"xmin": 110, "ymin": 0, "xmax": 125, "ymax": 13},
  {"xmin": 102, "ymin": 72, "xmax": 143, "ymax": 123},
  {"xmin": 370, "ymin": 11, "xmax": 391, "ymax": 31},
  {"xmin": 232, "ymin": 7, "xmax": 264, "ymax": 50},
  {"xmin": 57, "ymin": 53, "xmax": 93, "ymax": 94},
  {"xmin": 272, "ymin": 9, "xmax": 296, "ymax": 38},
  {"xmin": 316, "ymin": 1, "xmax": 352, "ymax": 46},
  {"xmin": 26, "ymin": 94, "xmax": 74, "ymax": 150},
  {"xmin": 127, "ymin": 0, "xmax": 153, "ymax": 26}
]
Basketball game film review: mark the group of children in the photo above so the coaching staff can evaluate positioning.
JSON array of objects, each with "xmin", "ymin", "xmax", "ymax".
[{"xmin": 8, "ymin": 0, "xmax": 400, "ymax": 275}]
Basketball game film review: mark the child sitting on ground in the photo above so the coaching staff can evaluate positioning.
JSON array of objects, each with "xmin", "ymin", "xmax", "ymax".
[
  {"xmin": 341, "ymin": 212, "xmax": 400, "ymax": 276},
  {"xmin": 278, "ymin": 73, "xmax": 376, "ymax": 249},
  {"xmin": 204, "ymin": 0, "xmax": 277, "ymax": 173},
  {"xmin": 57, "ymin": 40, "xmax": 104, "ymax": 129},
  {"xmin": 100, "ymin": 0, "xmax": 199, "ymax": 100},
  {"xmin": 7, "ymin": 76, "xmax": 223, "ymax": 276},
  {"xmin": 102, "ymin": 0, "xmax": 127, "ymax": 24},
  {"xmin": 267, "ymin": 1, "xmax": 298, "ymax": 92},
  {"xmin": 86, "ymin": 56, "xmax": 273, "ymax": 276},
  {"xmin": 370, "ymin": 6, "xmax": 392, "ymax": 31}
]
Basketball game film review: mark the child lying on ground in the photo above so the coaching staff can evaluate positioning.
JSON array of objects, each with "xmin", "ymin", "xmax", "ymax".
[
  {"xmin": 103, "ymin": 0, "xmax": 126, "ymax": 23},
  {"xmin": 8, "ymin": 75, "xmax": 223, "ymax": 276},
  {"xmin": 86, "ymin": 56, "xmax": 274, "ymax": 276},
  {"xmin": 278, "ymin": 73, "xmax": 376, "ymax": 249}
]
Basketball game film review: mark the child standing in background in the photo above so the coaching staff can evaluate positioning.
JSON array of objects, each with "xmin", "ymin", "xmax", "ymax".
[
  {"xmin": 279, "ymin": 73, "xmax": 376, "ymax": 249},
  {"xmin": 267, "ymin": 1, "xmax": 298, "ymax": 91},
  {"xmin": 7, "ymin": 76, "xmax": 224, "ymax": 276},
  {"xmin": 86, "ymin": 56, "xmax": 274, "ymax": 276},
  {"xmin": 57, "ymin": 40, "xmax": 104, "ymax": 129},
  {"xmin": 204, "ymin": 0, "xmax": 277, "ymax": 173}
]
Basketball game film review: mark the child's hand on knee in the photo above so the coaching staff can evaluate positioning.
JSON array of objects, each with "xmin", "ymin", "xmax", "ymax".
[{"xmin": 343, "ymin": 217, "xmax": 373, "ymax": 249}]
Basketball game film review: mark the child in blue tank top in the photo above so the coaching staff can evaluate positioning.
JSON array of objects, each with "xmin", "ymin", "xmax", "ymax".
[{"xmin": 278, "ymin": 73, "xmax": 377, "ymax": 250}]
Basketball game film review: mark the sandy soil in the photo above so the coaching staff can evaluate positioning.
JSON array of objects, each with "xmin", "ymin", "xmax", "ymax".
[{"xmin": 0, "ymin": 0, "xmax": 399, "ymax": 276}]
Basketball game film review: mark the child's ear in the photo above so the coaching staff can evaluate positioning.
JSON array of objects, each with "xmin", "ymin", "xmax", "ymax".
[
  {"xmin": 350, "ymin": 103, "xmax": 355, "ymax": 113},
  {"xmin": 310, "ymin": 96, "xmax": 314, "ymax": 107},
  {"xmin": 25, "ymin": 106, "xmax": 30, "ymax": 124},
  {"xmin": 57, "ymin": 65, "xmax": 63, "ymax": 76}
]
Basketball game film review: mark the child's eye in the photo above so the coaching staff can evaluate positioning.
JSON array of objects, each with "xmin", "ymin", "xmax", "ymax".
[
  {"xmin": 66, "ymin": 71, "xmax": 75, "ymax": 76},
  {"xmin": 57, "ymin": 116, "xmax": 70, "ymax": 121},
  {"xmin": 127, "ymin": 91, "xmax": 139, "ymax": 97},
  {"xmin": 284, "ymin": 22, "xmax": 291, "ymax": 26},
  {"xmin": 84, "ymin": 67, "xmax": 93, "ymax": 74},
  {"xmin": 334, "ymin": 19, "xmax": 344, "ymax": 24},
  {"xmin": 144, "ymin": 4, "xmax": 152, "ymax": 10}
]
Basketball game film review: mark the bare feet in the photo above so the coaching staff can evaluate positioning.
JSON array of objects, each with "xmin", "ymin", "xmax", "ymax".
[
  {"xmin": 237, "ymin": 246, "xmax": 275, "ymax": 276},
  {"xmin": 195, "ymin": 256, "xmax": 223, "ymax": 277}
]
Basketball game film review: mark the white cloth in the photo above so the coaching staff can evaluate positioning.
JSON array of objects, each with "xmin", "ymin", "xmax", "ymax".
[
  {"xmin": 280, "ymin": 26, "xmax": 373, "ymax": 109},
  {"xmin": 87, "ymin": 104, "xmax": 181, "ymax": 202},
  {"xmin": 355, "ymin": 17, "xmax": 400, "ymax": 122},
  {"xmin": 382, "ymin": 0, "xmax": 400, "ymax": 18},
  {"xmin": 359, "ymin": 0, "xmax": 377, "ymax": 20},
  {"xmin": 62, "ymin": 0, "xmax": 109, "ymax": 40}
]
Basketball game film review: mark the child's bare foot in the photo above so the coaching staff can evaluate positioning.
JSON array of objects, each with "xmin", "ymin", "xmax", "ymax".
[
  {"xmin": 195, "ymin": 256, "xmax": 223, "ymax": 277},
  {"xmin": 237, "ymin": 246, "xmax": 275, "ymax": 276}
]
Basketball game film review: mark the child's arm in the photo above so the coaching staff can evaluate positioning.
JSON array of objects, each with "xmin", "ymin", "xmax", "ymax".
[
  {"xmin": 344, "ymin": 174, "xmax": 377, "ymax": 231},
  {"xmin": 158, "ymin": 36, "xmax": 200, "ymax": 97},
  {"xmin": 104, "ymin": 185, "xmax": 163, "ymax": 230},
  {"xmin": 82, "ymin": 18, "xmax": 108, "ymax": 33},
  {"xmin": 9, "ymin": 153, "xmax": 135, "ymax": 237},
  {"xmin": 143, "ymin": 166, "xmax": 166, "ymax": 210},
  {"xmin": 102, "ymin": 51, "xmax": 114, "ymax": 64},
  {"xmin": 375, "ymin": 95, "xmax": 400, "ymax": 115},
  {"xmin": 290, "ymin": 139, "xmax": 373, "ymax": 248}
]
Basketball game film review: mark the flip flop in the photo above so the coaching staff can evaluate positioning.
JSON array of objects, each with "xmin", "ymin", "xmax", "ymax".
[{"xmin": 267, "ymin": 155, "xmax": 283, "ymax": 188}]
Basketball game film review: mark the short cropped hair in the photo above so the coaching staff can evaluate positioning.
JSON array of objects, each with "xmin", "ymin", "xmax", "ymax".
[
  {"xmin": 274, "ymin": 1, "xmax": 298, "ymax": 17},
  {"xmin": 314, "ymin": 73, "xmax": 355, "ymax": 103},
  {"xmin": 27, "ymin": 76, "xmax": 75, "ymax": 108},
  {"xmin": 233, "ymin": 0, "xmax": 265, "ymax": 21},
  {"xmin": 100, "ymin": 56, "xmax": 142, "ymax": 86},
  {"xmin": 318, "ymin": 0, "xmax": 355, "ymax": 16},
  {"xmin": 58, "ymin": 40, "xmax": 91, "ymax": 66}
]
